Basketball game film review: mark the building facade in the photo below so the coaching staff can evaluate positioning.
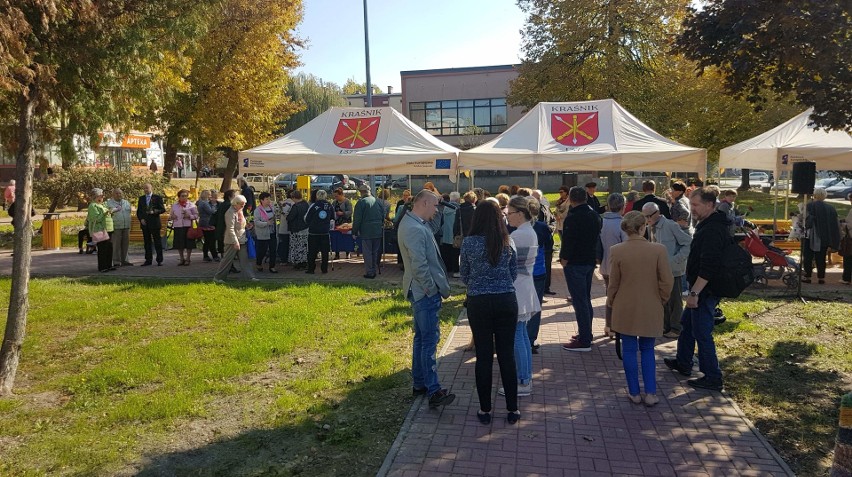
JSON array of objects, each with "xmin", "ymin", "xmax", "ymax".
[{"xmin": 400, "ymin": 64, "xmax": 524, "ymax": 149}]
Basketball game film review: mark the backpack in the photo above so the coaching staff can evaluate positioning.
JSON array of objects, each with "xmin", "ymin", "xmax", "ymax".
[{"xmin": 710, "ymin": 239, "xmax": 754, "ymax": 298}]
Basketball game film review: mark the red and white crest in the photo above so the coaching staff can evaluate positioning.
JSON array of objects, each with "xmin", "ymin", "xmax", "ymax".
[
  {"xmin": 333, "ymin": 117, "xmax": 381, "ymax": 149},
  {"xmin": 551, "ymin": 112, "xmax": 599, "ymax": 146}
]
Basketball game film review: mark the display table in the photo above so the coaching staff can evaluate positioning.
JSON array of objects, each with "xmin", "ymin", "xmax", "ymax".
[{"xmin": 330, "ymin": 230, "xmax": 360, "ymax": 254}]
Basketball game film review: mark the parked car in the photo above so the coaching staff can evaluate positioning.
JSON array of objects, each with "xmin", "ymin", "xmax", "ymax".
[
  {"xmin": 274, "ymin": 173, "xmax": 315, "ymax": 190},
  {"xmin": 815, "ymin": 177, "xmax": 843, "ymax": 189},
  {"xmin": 385, "ymin": 177, "xmax": 409, "ymax": 190},
  {"xmin": 310, "ymin": 175, "xmax": 337, "ymax": 191},
  {"xmin": 243, "ymin": 173, "xmax": 271, "ymax": 192},
  {"xmin": 825, "ymin": 178, "xmax": 852, "ymax": 198},
  {"xmin": 748, "ymin": 172, "xmax": 770, "ymax": 184}
]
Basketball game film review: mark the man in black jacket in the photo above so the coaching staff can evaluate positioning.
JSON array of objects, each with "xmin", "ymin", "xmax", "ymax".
[
  {"xmin": 633, "ymin": 180, "xmax": 671, "ymax": 219},
  {"xmin": 305, "ymin": 189, "xmax": 335, "ymax": 274},
  {"xmin": 665, "ymin": 187, "xmax": 729, "ymax": 391},
  {"xmin": 585, "ymin": 182, "xmax": 605, "ymax": 214},
  {"xmin": 136, "ymin": 183, "xmax": 165, "ymax": 266},
  {"xmin": 559, "ymin": 186, "xmax": 601, "ymax": 351}
]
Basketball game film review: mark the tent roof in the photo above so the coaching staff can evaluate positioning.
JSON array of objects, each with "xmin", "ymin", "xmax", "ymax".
[
  {"xmin": 458, "ymin": 99, "xmax": 706, "ymax": 173},
  {"xmin": 719, "ymin": 108, "xmax": 852, "ymax": 172},
  {"xmin": 240, "ymin": 107, "xmax": 459, "ymax": 176}
]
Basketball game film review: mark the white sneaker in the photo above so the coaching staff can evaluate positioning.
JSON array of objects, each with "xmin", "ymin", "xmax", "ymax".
[
  {"xmin": 452, "ymin": 272, "xmax": 461, "ymax": 278},
  {"xmin": 841, "ymin": 280, "xmax": 851, "ymax": 285},
  {"xmin": 214, "ymin": 279, "xmax": 225, "ymax": 284},
  {"xmin": 498, "ymin": 382, "xmax": 532, "ymax": 397}
]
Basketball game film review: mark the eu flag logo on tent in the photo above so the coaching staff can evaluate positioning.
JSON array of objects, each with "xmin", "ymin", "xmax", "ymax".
[
  {"xmin": 551, "ymin": 113, "xmax": 598, "ymax": 146},
  {"xmin": 333, "ymin": 117, "xmax": 381, "ymax": 149},
  {"xmin": 435, "ymin": 159, "xmax": 451, "ymax": 170}
]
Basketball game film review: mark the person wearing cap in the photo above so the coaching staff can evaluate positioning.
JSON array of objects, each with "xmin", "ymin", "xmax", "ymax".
[
  {"xmin": 86, "ymin": 188, "xmax": 115, "ymax": 272},
  {"xmin": 352, "ymin": 183, "xmax": 385, "ymax": 279},
  {"xmin": 585, "ymin": 182, "xmax": 605, "ymax": 214},
  {"xmin": 669, "ymin": 181, "xmax": 691, "ymax": 231}
]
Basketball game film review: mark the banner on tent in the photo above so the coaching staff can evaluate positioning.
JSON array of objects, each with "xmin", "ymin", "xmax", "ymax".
[
  {"xmin": 546, "ymin": 102, "xmax": 613, "ymax": 151},
  {"xmin": 777, "ymin": 153, "xmax": 808, "ymax": 172}
]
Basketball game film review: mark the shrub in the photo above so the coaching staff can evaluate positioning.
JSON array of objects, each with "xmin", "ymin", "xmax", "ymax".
[{"xmin": 33, "ymin": 168, "xmax": 171, "ymax": 212}]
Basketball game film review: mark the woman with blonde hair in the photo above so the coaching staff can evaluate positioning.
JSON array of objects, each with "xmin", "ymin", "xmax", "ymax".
[
  {"xmin": 214, "ymin": 194, "xmax": 257, "ymax": 282},
  {"xmin": 169, "ymin": 189, "xmax": 199, "ymax": 266},
  {"xmin": 606, "ymin": 211, "xmax": 673, "ymax": 406}
]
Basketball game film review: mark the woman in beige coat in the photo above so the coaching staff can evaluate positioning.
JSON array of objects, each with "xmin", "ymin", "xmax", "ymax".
[
  {"xmin": 606, "ymin": 211, "xmax": 674, "ymax": 406},
  {"xmin": 213, "ymin": 194, "xmax": 257, "ymax": 283}
]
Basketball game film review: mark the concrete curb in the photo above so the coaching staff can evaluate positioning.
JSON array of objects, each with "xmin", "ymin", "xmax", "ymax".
[{"xmin": 375, "ymin": 308, "xmax": 465, "ymax": 477}]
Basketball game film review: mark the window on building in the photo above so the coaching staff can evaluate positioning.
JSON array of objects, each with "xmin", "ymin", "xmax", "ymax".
[{"xmin": 409, "ymin": 98, "xmax": 508, "ymax": 136}]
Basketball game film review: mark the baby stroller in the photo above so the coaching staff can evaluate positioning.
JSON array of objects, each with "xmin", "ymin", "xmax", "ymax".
[{"xmin": 743, "ymin": 229, "xmax": 799, "ymax": 288}]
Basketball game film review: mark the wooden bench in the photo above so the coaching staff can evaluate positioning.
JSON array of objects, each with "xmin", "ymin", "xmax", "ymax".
[{"xmin": 129, "ymin": 214, "xmax": 169, "ymax": 242}]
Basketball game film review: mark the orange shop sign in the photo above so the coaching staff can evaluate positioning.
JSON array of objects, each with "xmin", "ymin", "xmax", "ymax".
[{"xmin": 98, "ymin": 132, "xmax": 151, "ymax": 149}]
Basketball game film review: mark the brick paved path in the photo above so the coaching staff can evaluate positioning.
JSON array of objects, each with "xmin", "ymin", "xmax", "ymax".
[{"xmin": 378, "ymin": 274, "xmax": 795, "ymax": 477}]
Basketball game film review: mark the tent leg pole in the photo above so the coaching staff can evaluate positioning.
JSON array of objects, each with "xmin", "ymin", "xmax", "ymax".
[
  {"xmin": 534, "ymin": 171, "xmax": 538, "ymax": 190},
  {"xmin": 773, "ymin": 179, "xmax": 778, "ymax": 242}
]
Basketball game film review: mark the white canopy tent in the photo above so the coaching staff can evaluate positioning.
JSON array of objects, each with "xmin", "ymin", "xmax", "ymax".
[
  {"xmin": 720, "ymin": 108, "xmax": 852, "ymax": 173},
  {"xmin": 240, "ymin": 107, "xmax": 459, "ymax": 176},
  {"xmin": 458, "ymin": 99, "xmax": 706, "ymax": 173}
]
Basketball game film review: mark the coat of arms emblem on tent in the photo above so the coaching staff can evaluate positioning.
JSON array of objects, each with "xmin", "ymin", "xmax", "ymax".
[
  {"xmin": 551, "ymin": 112, "xmax": 599, "ymax": 146},
  {"xmin": 333, "ymin": 117, "xmax": 381, "ymax": 149}
]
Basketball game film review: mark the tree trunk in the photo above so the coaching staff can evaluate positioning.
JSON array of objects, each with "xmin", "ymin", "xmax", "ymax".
[
  {"xmin": 739, "ymin": 168, "xmax": 751, "ymax": 191},
  {"xmin": 163, "ymin": 140, "xmax": 178, "ymax": 180},
  {"xmin": 0, "ymin": 90, "xmax": 37, "ymax": 396},
  {"xmin": 220, "ymin": 148, "xmax": 238, "ymax": 192},
  {"xmin": 607, "ymin": 171, "xmax": 623, "ymax": 193}
]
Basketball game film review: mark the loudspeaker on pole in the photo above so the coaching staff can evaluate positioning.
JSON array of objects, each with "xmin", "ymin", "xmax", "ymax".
[{"xmin": 791, "ymin": 161, "xmax": 816, "ymax": 195}]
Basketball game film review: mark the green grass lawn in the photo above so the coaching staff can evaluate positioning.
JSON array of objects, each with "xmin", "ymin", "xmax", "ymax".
[
  {"xmin": 0, "ymin": 278, "xmax": 462, "ymax": 476},
  {"xmin": 716, "ymin": 295, "xmax": 852, "ymax": 476}
]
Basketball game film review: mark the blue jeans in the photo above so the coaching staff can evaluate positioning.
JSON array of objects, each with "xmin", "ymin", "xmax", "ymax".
[
  {"xmin": 564, "ymin": 264, "xmax": 595, "ymax": 344},
  {"xmin": 514, "ymin": 321, "xmax": 532, "ymax": 384},
  {"xmin": 621, "ymin": 335, "xmax": 657, "ymax": 395},
  {"xmin": 676, "ymin": 293, "xmax": 722, "ymax": 382},
  {"xmin": 409, "ymin": 291, "xmax": 443, "ymax": 395},
  {"xmin": 527, "ymin": 274, "xmax": 547, "ymax": 347}
]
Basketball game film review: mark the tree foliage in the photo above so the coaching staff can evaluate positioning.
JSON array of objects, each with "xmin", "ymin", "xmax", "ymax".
[
  {"xmin": 0, "ymin": 0, "xmax": 211, "ymax": 395},
  {"xmin": 674, "ymin": 0, "xmax": 852, "ymax": 131},
  {"xmin": 279, "ymin": 73, "xmax": 346, "ymax": 134},
  {"xmin": 509, "ymin": 0, "xmax": 688, "ymax": 107},
  {"xmin": 152, "ymin": 0, "xmax": 304, "ymax": 190},
  {"xmin": 342, "ymin": 78, "xmax": 382, "ymax": 96}
]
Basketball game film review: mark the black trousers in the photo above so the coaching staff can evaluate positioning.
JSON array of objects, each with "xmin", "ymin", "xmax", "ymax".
[
  {"xmin": 202, "ymin": 229, "xmax": 219, "ymax": 259},
  {"xmin": 307, "ymin": 234, "xmax": 330, "ymax": 273},
  {"xmin": 467, "ymin": 292, "xmax": 519, "ymax": 413},
  {"xmin": 141, "ymin": 225, "xmax": 163, "ymax": 264},
  {"xmin": 843, "ymin": 254, "xmax": 851, "ymax": 282},
  {"xmin": 802, "ymin": 238, "xmax": 828, "ymax": 279},
  {"xmin": 97, "ymin": 239, "xmax": 113, "ymax": 271},
  {"xmin": 256, "ymin": 236, "xmax": 277, "ymax": 268},
  {"xmin": 277, "ymin": 233, "xmax": 291, "ymax": 264},
  {"xmin": 78, "ymin": 229, "xmax": 91, "ymax": 250},
  {"xmin": 544, "ymin": 250, "xmax": 554, "ymax": 292},
  {"xmin": 439, "ymin": 243, "xmax": 460, "ymax": 273}
]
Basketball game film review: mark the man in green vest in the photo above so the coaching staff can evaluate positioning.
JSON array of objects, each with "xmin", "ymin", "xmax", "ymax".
[{"xmin": 352, "ymin": 183, "xmax": 386, "ymax": 279}]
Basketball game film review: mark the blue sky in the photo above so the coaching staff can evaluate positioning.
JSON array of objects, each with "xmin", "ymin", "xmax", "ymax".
[{"xmin": 294, "ymin": 0, "xmax": 526, "ymax": 92}]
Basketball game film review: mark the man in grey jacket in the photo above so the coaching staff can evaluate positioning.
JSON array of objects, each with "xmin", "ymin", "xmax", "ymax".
[
  {"xmin": 644, "ymin": 202, "xmax": 692, "ymax": 338},
  {"xmin": 398, "ymin": 190, "xmax": 455, "ymax": 408}
]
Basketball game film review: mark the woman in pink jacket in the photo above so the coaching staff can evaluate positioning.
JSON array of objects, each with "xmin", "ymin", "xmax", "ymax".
[{"xmin": 169, "ymin": 189, "xmax": 199, "ymax": 266}]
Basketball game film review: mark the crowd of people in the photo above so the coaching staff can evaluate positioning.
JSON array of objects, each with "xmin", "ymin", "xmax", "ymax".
[
  {"xmin": 393, "ymin": 180, "xmax": 852, "ymax": 426},
  {"xmin": 74, "ymin": 176, "xmax": 850, "ymax": 424}
]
